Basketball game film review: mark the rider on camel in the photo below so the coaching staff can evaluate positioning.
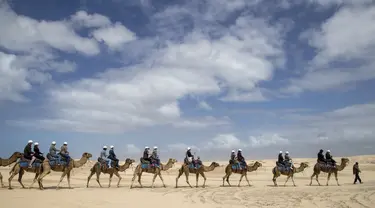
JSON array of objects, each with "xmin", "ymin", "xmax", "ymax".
[
  {"xmin": 195, "ymin": 156, "xmax": 203, "ymax": 167},
  {"xmin": 185, "ymin": 147, "xmax": 196, "ymax": 169},
  {"xmin": 108, "ymin": 145, "xmax": 119, "ymax": 169},
  {"xmin": 150, "ymin": 146, "xmax": 160, "ymax": 167},
  {"xmin": 237, "ymin": 149, "xmax": 246, "ymax": 170},
  {"xmin": 100, "ymin": 146, "xmax": 112, "ymax": 168},
  {"xmin": 278, "ymin": 151, "xmax": 284, "ymax": 166},
  {"xmin": 284, "ymin": 151, "xmax": 294, "ymax": 171},
  {"xmin": 24, "ymin": 140, "xmax": 35, "ymax": 168},
  {"xmin": 33, "ymin": 142, "xmax": 45, "ymax": 161},
  {"xmin": 325, "ymin": 150, "xmax": 336, "ymax": 167},
  {"xmin": 49, "ymin": 141, "xmax": 60, "ymax": 164},
  {"xmin": 317, "ymin": 149, "xmax": 326, "ymax": 164},
  {"xmin": 142, "ymin": 146, "xmax": 152, "ymax": 164},
  {"xmin": 59, "ymin": 142, "xmax": 71, "ymax": 167}
]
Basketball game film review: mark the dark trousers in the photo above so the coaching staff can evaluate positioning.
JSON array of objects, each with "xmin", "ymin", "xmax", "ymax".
[
  {"xmin": 60, "ymin": 153, "xmax": 71, "ymax": 166},
  {"xmin": 354, "ymin": 173, "xmax": 362, "ymax": 184}
]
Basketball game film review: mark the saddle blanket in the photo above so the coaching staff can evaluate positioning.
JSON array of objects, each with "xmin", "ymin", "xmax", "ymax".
[
  {"xmin": 19, "ymin": 161, "xmax": 41, "ymax": 168},
  {"xmin": 141, "ymin": 163, "xmax": 160, "ymax": 169},
  {"xmin": 189, "ymin": 163, "xmax": 201, "ymax": 169},
  {"xmin": 231, "ymin": 164, "xmax": 246, "ymax": 170},
  {"xmin": 49, "ymin": 160, "xmax": 68, "ymax": 167}
]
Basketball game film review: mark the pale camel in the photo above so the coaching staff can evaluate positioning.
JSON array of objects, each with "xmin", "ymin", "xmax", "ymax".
[
  {"xmin": 222, "ymin": 161, "xmax": 262, "ymax": 187},
  {"xmin": 36, "ymin": 152, "xmax": 92, "ymax": 190},
  {"xmin": 129, "ymin": 158, "xmax": 176, "ymax": 189},
  {"xmin": 8, "ymin": 158, "xmax": 44, "ymax": 189},
  {"xmin": 176, "ymin": 162, "xmax": 220, "ymax": 188},
  {"xmin": 86, "ymin": 158, "xmax": 135, "ymax": 188},
  {"xmin": 309, "ymin": 157, "xmax": 349, "ymax": 186},
  {"xmin": 272, "ymin": 162, "xmax": 309, "ymax": 186},
  {"xmin": 0, "ymin": 152, "xmax": 22, "ymax": 188}
]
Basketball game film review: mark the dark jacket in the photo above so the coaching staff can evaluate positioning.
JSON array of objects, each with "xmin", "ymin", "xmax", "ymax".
[
  {"xmin": 230, "ymin": 152, "xmax": 236, "ymax": 161},
  {"xmin": 109, "ymin": 149, "xmax": 117, "ymax": 159},
  {"xmin": 317, "ymin": 152, "xmax": 326, "ymax": 163},
  {"xmin": 353, "ymin": 163, "xmax": 361, "ymax": 175},
  {"xmin": 186, "ymin": 150, "xmax": 193, "ymax": 158},
  {"xmin": 143, "ymin": 149, "xmax": 149, "ymax": 159},
  {"xmin": 278, "ymin": 153, "xmax": 284, "ymax": 163},
  {"xmin": 24, "ymin": 144, "xmax": 34, "ymax": 157},
  {"xmin": 237, "ymin": 152, "xmax": 245, "ymax": 162},
  {"xmin": 285, "ymin": 154, "xmax": 291, "ymax": 162},
  {"xmin": 34, "ymin": 146, "xmax": 43, "ymax": 156},
  {"xmin": 325, "ymin": 152, "xmax": 332, "ymax": 160}
]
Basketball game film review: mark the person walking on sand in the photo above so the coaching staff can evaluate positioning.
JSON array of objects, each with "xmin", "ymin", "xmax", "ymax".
[{"xmin": 353, "ymin": 162, "xmax": 363, "ymax": 184}]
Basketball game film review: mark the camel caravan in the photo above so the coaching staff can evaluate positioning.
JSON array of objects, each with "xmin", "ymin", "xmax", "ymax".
[{"xmin": 0, "ymin": 141, "xmax": 350, "ymax": 190}]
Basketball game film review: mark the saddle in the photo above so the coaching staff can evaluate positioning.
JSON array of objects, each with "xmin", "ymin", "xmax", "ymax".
[{"xmin": 97, "ymin": 157, "xmax": 116, "ymax": 170}]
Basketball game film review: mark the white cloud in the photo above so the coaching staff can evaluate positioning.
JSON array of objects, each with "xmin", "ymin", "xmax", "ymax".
[
  {"xmin": 91, "ymin": 23, "xmax": 137, "ymax": 50},
  {"xmin": 71, "ymin": 11, "xmax": 111, "ymax": 28},
  {"xmin": 205, "ymin": 134, "xmax": 242, "ymax": 150},
  {"xmin": 249, "ymin": 134, "xmax": 289, "ymax": 147},
  {"xmin": 283, "ymin": 4, "xmax": 375, "ymax": 94},
  {"xmin": 125, "ymin": 144, "xmax": 141, "ymax": 155},
  {"xmin": 198, "ymin": 101, "xmax": 212, "ymax": 110}
]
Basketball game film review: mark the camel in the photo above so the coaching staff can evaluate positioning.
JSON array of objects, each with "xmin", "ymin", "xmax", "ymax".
[
  {"xmin": 36, "ymin": 152, "xmax": 92, "ymax": 190},
  {"xmin": 272, "ymin": 162, "xmax": 309, "ymax": 186},
  {"xmin": 309, "ymin": 157, "xmax": 349, "ymax": 186},
  {"xmin": 222, "ymin": 161, "xmax": 262, "ymax": 187},
  {"xmin": 86, "ymin": 158, "xmax": 135, "ymax": 188},
  {"xmin": 8, "ymin": 158, "xmax": 44, "ymax": 189},
  {"xmin": 129, "ymin": 158, "xmax": 177, "ymax": 189},
  {"xmin": 0, "ymin": 152, "xmax": 23, "ymax": 188},
  {"xmin": 176, "ymin": 161, "xmax": 220, "ymax": 188}
]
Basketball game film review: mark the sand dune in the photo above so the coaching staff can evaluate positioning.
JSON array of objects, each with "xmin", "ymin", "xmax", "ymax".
[{"xmin": 1, "ymin": 155, "xmax": 374, "ymax": 208}]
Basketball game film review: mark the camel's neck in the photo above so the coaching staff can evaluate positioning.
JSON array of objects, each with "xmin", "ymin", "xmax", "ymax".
[
  {"xmin": 0, "ymin": 153, "xmax": 19, "ymax": 166},
  {"xmin": 295, "ymin": 165, "xmax": 306, "ymax": 173},
  {"xmin": 203, "ymin": 164, "xmax": 216, "ymax": 172},
  {"xmin": 337, "ymin": 162, "xmax": 347, "ymax": 171},
  {"xmin": 248, "ymin": 164, "xmax": 260, "ymax": 172},
  {"xmin": 73, "ymin": 157, "xmax": 89, "ymax": 168},
  {"xmin": 162, "ymin": 160, "xmax": 174, "ymax": 171},
  {"xmin": 119, "ymin": 161, "xmax": 132, "ymax": 171}
]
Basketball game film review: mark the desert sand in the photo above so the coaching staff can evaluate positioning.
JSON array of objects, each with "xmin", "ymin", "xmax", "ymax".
[{"xmin": 1, "ymin": 155, "xmax": 374, "ymax": 208}]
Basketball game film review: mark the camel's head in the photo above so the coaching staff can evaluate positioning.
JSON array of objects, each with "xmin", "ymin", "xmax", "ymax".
[
  {"xmin": 14, "ymin": 152, "xmax": 23, "ymax": 158},
  {"xmin": 168, "ymin": 158, "xmax": 177, "ymax": 164},
  {"xmin": 341, "ymin": 158, "xmax": 350, "ymax": 165},
  {"xmin": 125, "ymin": 158, "xmax": 136, "ymax": 164},
  {"xmin": 254, "ymin": 161, "xmax": 262, "ymax": 167},
  {"xmin": 300, "ymin": 162, "xmax": 309, "ymax": 168},
  {"xmin": 211, "ymin": 162, "xmax": 220, "ymax": 167},
  {"xmin": 82, "ymin": 152, "xmax": 93, "ymax": 159}
]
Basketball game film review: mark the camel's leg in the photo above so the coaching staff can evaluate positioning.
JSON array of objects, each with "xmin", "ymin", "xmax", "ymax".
[
  {"xmin": 108, "ymin": 173, "xmax": 113, "ymax": 188},
  {"xmin": 291, "ymin": 175, "xmax": 296, "ymax": 187},
  {"xmin": 29, "ymin": 173, "xmax": 39, "ymax": 189},
  {"xmin": 238, "ymin": 174, "xmax": 244, "ymax": 187},
  {"xmin": 175, "ymin": 168, "xmax": 184, "ymax": 188},
  {"xmin": 226, "ymin": 172, "xmax": 232, "ymax": 186},
  {"xmin": 222, "ymin": 173, "xmax": 227, "ymax": 186},
  {"xmin": 17, "ymin": 169, "xmax": 26, "ymax": 189},
  {"xmin": 114, "ymin": 171, "xmax": 122, "ymax": 188},
  {"xmin": 309, "ymin": 172, "xmax": 316, "ymax": 186},
  {"xmin": 151, "ymin": 173, "xmax": 157, "ymax": 188},
  {"xmin": 244, "ymin": 174, "xmax": 251, "ymax": 187},
  {"xmin": 284, "ymin": 175, "xmax": 290, "ymax": 186},
  {"xmin": 272, "ymin": 174, "xmax": 278, "ymax": 186},
  {"xmin": 86, "ymin": 170, "xmax": 96, "ymax": 188},
  {"xmin": 56, "ymin": 171, "xmax": 68, "ymax": 190},
  {"xmin": 200, "ymin": 172, "xmax": 207, "ymax": 188},
  {"xmin": 130, "ymin": 172, "xmax": 137, "ymax": 189},
  {"xmin": 158, "ymin": 173, "xmax": 166, "ymax": 188},
  {"xmin": 195, "ymin": 173, "xmax": 199, "ymax": 188},
  {"xmin": 37, "ymin": 169, "xmax": 51, "ymax": 190},
  {"xmin": 326, "ymin": 172, "xmax": 331, "ymax": 186},
  {"xmin": 67, "ymin": 171, "xmax": 71, "ymax": 189},
  {"xmin": 8, "ymin": 170, "xmax": 19, "ymax": 189},
  {"xmin": 334, "ymin": 172, "xmax": 340, "ymax": 186},
  {"xmin": 95, "ymin": 170, "xmax": 103, "ymax": 188},
  {"xmin": 137, "ymin": 173, "xmax": 143, "ymax": 187},
  {"xmin": 184, "ymin": 170, "xmax": 193, "ymax": 188},
  {"xmin": 0, "ymin": 173, "xmax": 4, "ymax": 188}
]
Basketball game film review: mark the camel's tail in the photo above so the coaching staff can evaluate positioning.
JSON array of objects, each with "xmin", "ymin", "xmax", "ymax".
[{"xmin": 9, "ymin": 161, "xmax": 19, "ymax": 175}]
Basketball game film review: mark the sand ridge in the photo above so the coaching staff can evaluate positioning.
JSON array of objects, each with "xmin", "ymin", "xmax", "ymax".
[{"xmin": 0, "ymin": 155, "xmax": 374, "ymax": 208}]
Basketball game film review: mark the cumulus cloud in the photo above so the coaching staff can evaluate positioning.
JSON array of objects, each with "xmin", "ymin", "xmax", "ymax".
[{"xmin": 197, "ymin": 101, "xmax": 212, "ymax": 110}]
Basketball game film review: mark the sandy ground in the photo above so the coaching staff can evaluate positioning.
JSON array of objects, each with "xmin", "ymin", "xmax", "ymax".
[{"xmin": 1, "ymin": 155, "xmax": 374, "ymax": 208}]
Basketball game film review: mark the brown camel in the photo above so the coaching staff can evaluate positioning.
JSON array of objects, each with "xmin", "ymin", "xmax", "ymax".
[
  {"xmin": 309, "ymin": 158, "xmax": 349, "ymax": 186},
  {"xmin": 0, "ymin": 152, "xmax": 23, "ymax": 188},
  {"xmin": 36, "ymin": 152, "xmax": 92, "ymax": 190},
  {"xmin": 86, "ymin": 158, "xmax": 135, "ymax": 188},
  {"xmin": 272, "ymin": 162, "xmax": 309, "ymax": 186},
  {"xmin": 175, "ymin": 162, "xmax": 220, "ymax": 188},
  {"xmin": 8, "ymin": 158, "xmax": 44, "ymax": 189},
  {"xmin": 222, "ymin": 161, "xmax": 262, "ymax": 187},
  {"xmin": 129, "ymin": 158, "xmax": 177, "ymax": 189}
]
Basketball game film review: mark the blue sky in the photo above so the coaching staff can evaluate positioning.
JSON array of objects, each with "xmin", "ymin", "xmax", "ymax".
[{"xmin": 1, "ymin": 0, "xmax": 375, "ymax": 161}]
